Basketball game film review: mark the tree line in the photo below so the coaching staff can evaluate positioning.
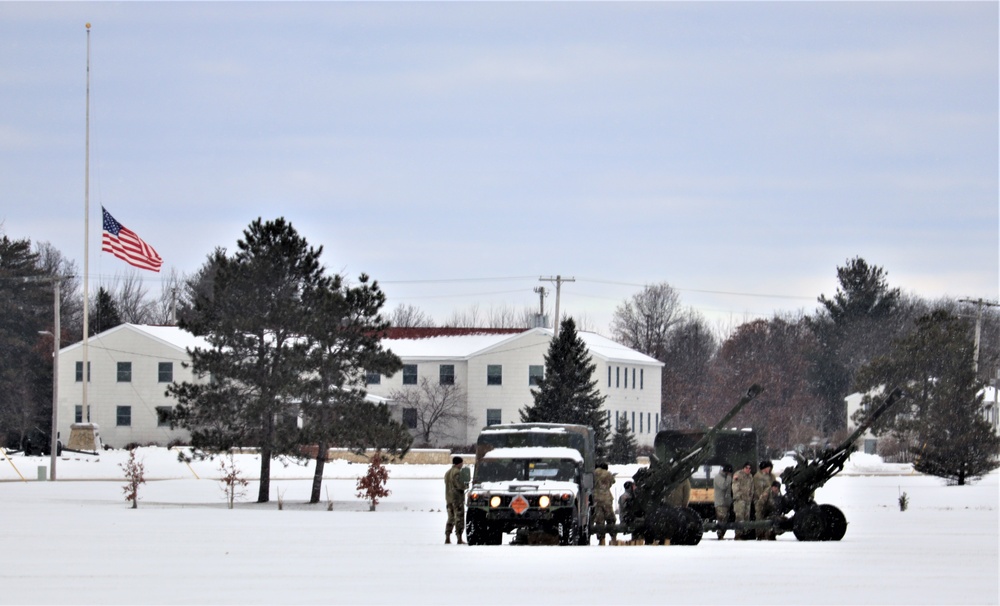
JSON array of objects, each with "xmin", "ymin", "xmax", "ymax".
[
  {"xmin": 608, "ymin": 258, "xmax": 1000, "ymax": 484},
  {"xmin": 3, "ymin": 220, "xmax": 997, "ymax": 486}
]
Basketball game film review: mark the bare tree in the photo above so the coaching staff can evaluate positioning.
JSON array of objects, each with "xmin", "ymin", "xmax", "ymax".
[
  {"xmin": 389, "ymin": 378, "xmax": 470, "ymax": 446},
  {"xmin": 389, "ymin": 303, "xmax": 436, "ymax": 328},
  {"xmin": 110, "ymin": 271, "xmax": 155, "ymax": 324},
  {"xmin": 443, "ymin": 304, "xmax": 482, "ymax": 328},
  {"xmin": 148, "ymin": 268, "xmax": 185, "ymax": 325},
  {"xmin": 610, "ymin": 282, "xmax": 683, "ymax": 359}
]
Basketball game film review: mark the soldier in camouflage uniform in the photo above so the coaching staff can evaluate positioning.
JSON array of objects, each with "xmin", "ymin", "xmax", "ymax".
[
  {"xmin": 593, "ymin": 462, "xmax": 617, "ymax": 545},
  {"xmin": 732, "ymin": 461, "xmax": 754, "ymax": 540},
  {"xmin": 756, "ymin": 480, "xmax": 782, "ymax": 540},
  {"xmin": 444, "ymin": 456, "xmax": 467, "ymax": 544},
  {"xmin": 713, "ymin": 463, "xmax": 734, "ymax": 540},
  {"xmin": 752, "ymin": 459, "xmax": 777, "ymax": 537}
]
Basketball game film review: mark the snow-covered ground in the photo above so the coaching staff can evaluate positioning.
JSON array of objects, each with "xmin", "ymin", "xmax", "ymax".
[{"xmin": 1, "ymin": 448, "xmax": 996, "ymax": 605}]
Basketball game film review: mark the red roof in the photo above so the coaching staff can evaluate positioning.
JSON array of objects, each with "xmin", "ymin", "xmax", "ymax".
[{"xmin": 382, "ymin": 327, "xmax": 527, "ymax": 340}]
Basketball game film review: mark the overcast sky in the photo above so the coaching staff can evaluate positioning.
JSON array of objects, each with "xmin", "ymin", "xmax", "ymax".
[{"xmin": 2, "ymin": 2, "xmax": 997, "ymax": 333}]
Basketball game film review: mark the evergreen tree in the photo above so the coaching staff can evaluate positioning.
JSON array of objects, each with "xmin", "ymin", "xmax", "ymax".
[
  {"xmin": 607, "ymin": 413, "xmax": 638, "ymax": 464},
  {"xmin": 0, "ymin": 234, "xmax": 61, "ymax": 450},
  {"xmin": 89, "ymin": 286, "xmax": 122, "ymax": 335},
  {"xmin": 298, "ymin": 272, "xmax": 409, "ymax": 504},
  {"xmin": 520, "ymin": 317, "xmax": 609, "ymax": 458},
  {"xmin": 807, "ymin": 257, "xmax": 905, "ymax": 432},
  {"xmin": 169, "ymin": 218, "xmax": 324, "ymax": 503},
  {"xmin": 855, "ymin": 310, "xmax": 1000, "ymax": 485}
]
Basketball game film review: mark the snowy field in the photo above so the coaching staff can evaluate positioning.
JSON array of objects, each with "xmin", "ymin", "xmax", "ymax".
[{"xmin": 1, "ymin": 448, "xmax": 997, "ymax": 605}]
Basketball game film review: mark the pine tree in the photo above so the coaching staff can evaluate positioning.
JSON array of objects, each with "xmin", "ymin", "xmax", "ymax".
[
  {"xmin": 856, "ymin": 310, "xmax": 1000, "ymax": 485},
  {"xmin": 520, "ymin": 317, "xmax": 609, "ymax": 458},
  {"xmin": 298, "ymin": 272, "xmax": 408, "ymax": 504},
  {"xmin": 808, "ymin": 257, "xmax": 905, "ymax": 432},
  {"xmin": 608, "ymin": 413, "xmax": 638, "ymax": 464},
  {"xmin": 89, "ymin": 286, "xmax": 122, "ymax": 335},
  {"xmin": 169, "ymin": 218, "xmax": 324, "ymax": 503}
]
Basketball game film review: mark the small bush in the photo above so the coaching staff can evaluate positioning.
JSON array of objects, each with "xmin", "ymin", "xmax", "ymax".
[
  {"xmin": 898, "ymin": 490, "xmax": 909, "ymax": 512},
  {"xmin": 356, "ymin": 453, "xmax": 391, "ymax": 511},
  {"xmin": 119, "ymin": 449, "xmax": 146, "ymax": 509},
  {"xmin": 218, "ymin": 453, "xmax": 248, "ymax": 510}
]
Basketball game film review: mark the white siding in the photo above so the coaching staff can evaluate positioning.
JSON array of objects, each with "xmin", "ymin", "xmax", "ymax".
[{"xmin": 57, "ymin": 325, "xmax": 200, "ymax": 448}]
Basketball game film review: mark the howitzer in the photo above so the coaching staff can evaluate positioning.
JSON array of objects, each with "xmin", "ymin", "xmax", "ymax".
[
  {"xmin": 706, "ymin": 387, "xmax": 905, "ymax": 542},
  {"xmin": 595, "ymin": 384, "xmax": 764, "ymax": 545},
  {"xmin": 777, "ymin": 386, "xmax": 904, "ymax": 541}
]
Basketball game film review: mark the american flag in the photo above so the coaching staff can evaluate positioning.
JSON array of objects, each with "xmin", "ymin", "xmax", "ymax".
[{"xmin": 101, "ymin": 207, "xmax": 163, "ymax": 272}]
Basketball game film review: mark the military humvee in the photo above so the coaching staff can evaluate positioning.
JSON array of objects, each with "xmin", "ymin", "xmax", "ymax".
[{"xmin": 465, "ymin": 423, "xmax": 595, "ymax": 546}]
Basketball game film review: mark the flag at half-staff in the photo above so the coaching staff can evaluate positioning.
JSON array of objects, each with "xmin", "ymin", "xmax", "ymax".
[{"xmin": 101, "ymin": 206, "xmax": 163, "ymax": 272}]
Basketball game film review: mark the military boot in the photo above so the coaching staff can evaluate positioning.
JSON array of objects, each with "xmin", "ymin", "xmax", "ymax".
[
  {"xmin": 598, "ymin": 537, "xmax": 605, "ymax": 546},
  {"xmin": 456, "ymin": 533, "xmax": 465, "ymax": 545}
]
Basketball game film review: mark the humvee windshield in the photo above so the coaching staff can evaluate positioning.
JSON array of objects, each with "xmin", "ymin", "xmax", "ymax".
[{"xmin": 475, "ymin": 458, "xmax": 578, "ymax": 483}]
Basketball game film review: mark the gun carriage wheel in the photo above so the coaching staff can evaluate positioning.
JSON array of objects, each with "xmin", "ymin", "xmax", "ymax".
[{"xmin": 819, "ymin": 504, "xmax": 847, "ymax": 541}]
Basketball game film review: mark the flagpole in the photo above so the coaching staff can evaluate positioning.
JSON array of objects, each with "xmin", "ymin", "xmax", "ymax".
[{"xmin": 82, "ymin": 22, "xmax": 91, "ymax": 424}]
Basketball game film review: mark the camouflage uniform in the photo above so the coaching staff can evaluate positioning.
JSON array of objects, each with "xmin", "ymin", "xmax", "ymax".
[
  {"xmin": 755, "ymin": 482, "xmax": 782, "ymax": 540},
  {"xmin": 752, "ymin": 465, "xmax": 776, "ymax": 518},
  {"xmin": 444, "ymin": 460, "xmax": 467, "ymax": 543},
  {"xmin": 593, "ymin": 466, "xmax": 617, "ymax": 544},
  {"xmin": 732, "ymin": 465, "xmax": 754, "ymax": 540},
  {"xmin": 713, "ymin": 467, "xmax": 733, "ymax": 540}
]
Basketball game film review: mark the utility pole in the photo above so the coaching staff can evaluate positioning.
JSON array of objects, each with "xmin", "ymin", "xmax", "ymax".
[
  {"xmin": 533, "ymin": 286, "xmax": 547, "ymax": 328},
  {"xmin": 958, "ymin": 298, "xmax": 1000, "ymax": 374},
  {"xmin": 37, "ymin": 277, "xmax": 61, "ymax": 480},
  {"xmin": 539, "ymin": 276, "xmax": 575, "ymax": 337}
]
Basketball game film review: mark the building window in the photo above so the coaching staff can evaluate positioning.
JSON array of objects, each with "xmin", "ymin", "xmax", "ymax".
[
  {"xmin": 117, "ymin": 362, "xmax": 132, "ymax": 383},
  {"xmin": 487, "ymin": 365, "xmax": 502, "ymax": 386},
  {"xmin": 402, "ymin": 408, "xmax": 417, "ymax": 429},
  {"xmin": 75, "ymin": 361, "xmax": 90, "ymax": 382},
  {"xmin": 158, "ymin": 362, "xmax": 173, "ymax": 383},
  {"xmin": 655, "ymin": 413, "xmax": 660, "ymax": 431},
  {"xmin": 632, "ymin": 411, "xmax": 636, "ymax": 433},
  {"xmin": 440, "ymin": 364, "xmax": 455, "ymax": 385},
  {"xmin": 647, "ymin": 413, "xmax": 652, "ymax": 434},
  {"xmin": 528, "ymin": 365, "xmax": 544, "ymax": 386},
  {"xmin": 616, "ymin": 367, "xmax": 620, "ymax": 388},
  {"xmin": 365, "ymin": 371, "xmax": 381, "ymax": 385},
  {"xmin": 116, "ymin": 405, "xmax": 132, "ymax": 427},
  {"xmin": 632, "ymin": 368, "xmax": 636, "ymax": 389},
  {"xmin": 608, "ymin": 366, "xmax": 612, "ymax": 387},
  {"xmin": 640, "ymin": 412, "xmax": 644, "ymax": 433},
  {"xmin": 75, "ymin": 405, "xmax": 90, "ymax": 423},
  {"xmin": 402, "ymin": 364, "xmax": 418, "ymax": 385},
  {"xmin": 640, "ymin": 368, "xmax": 644, "ymax": 389},
  {"xmin": 486, "ymin": 409, "xmax": 502, "ymax": 426},
  {"xmin": 156, "ymin": 406, "xmax": 172, "ymax": 427}
]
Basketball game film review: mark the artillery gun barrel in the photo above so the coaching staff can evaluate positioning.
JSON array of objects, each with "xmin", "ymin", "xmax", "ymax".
[
  {"xmin": 836, "ymin": 386, "xmax": 903, "ymax": 452},
  {"xmin": 780, "ymin": 386, "xmax": 904, "ymax": 512},
  {"xmin": 669, "ymin": 384, "xmax": 764, "ymax": 467}
]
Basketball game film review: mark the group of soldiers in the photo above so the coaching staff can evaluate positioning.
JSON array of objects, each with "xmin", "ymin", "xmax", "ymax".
[
  {"xmin": 443, "ymin": 455, "xmax": 785, "ymax": 545},
  {"xmin": 714, "ymin": 459, "xmax": 782, "ymax": 540}
]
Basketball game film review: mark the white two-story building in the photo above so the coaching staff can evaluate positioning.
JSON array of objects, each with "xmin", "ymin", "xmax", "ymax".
[
  {"xmin": 365, "ymin": 327, "xmax": 664, "ymax": 447},
  {"xmin": 55, "ymin": 324, "xmax": 663, "ymax": 449},
  {"xmin": 55, "ymin": 324, "xmax": 208, "ymax": 448}
]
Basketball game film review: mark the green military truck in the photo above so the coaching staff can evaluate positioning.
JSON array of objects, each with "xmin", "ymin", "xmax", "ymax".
[{"xmin": 465, "ymin": 423, "xmax": 595, "ymax": 546}]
